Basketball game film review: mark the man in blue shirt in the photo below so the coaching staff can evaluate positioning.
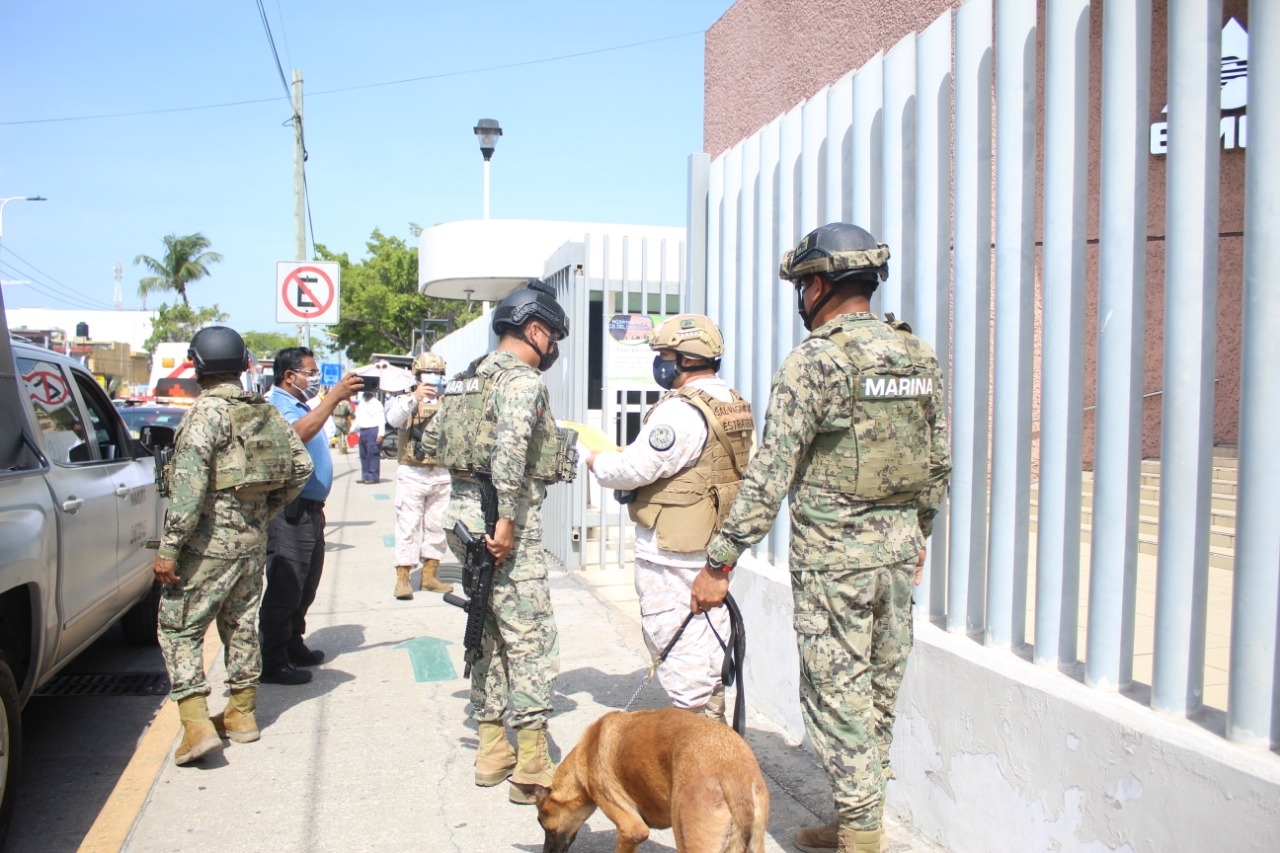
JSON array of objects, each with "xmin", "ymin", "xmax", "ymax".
[{"xmin": 259, "ymin": 347, "xmax": 364, "ymax": 685}]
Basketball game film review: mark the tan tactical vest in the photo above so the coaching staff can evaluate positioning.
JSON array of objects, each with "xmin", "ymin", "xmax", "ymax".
[
  {"xmin": 430, "ymin": 355, "xmax": 577, "ymax": 484},
  {"xmin": 798, "ymin": 316, "xmax": 936, "ymax": 501},
  {"xmin": 630, "ymin": 386, "xmax": 754, "ymax": 552},
  {"xmin": 178, "ymin": 385, "xmax": 295, "ymax": 498},
  {"xmin": 398, "ymin": 397, "xmax": 441, "ymax": 467}
]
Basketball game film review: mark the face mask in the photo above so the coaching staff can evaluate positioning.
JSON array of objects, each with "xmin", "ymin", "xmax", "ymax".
[
  {"xmin": 292, "ymin": 375, "xmax": 319, "ymax": 401},
  {"xmin": 522, "ymin": 327, "xmax": 561, "ymax": 372},
  {"xmin": 652, "ymin": 354, "xmax": 679, "ymax": 390},
  {"xmin": 797, "ymin": 278, "xmax": 836, "ymax": 332}
]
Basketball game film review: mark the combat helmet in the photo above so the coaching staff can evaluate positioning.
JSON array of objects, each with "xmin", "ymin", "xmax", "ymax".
[
  {"xmin": 491, "ymin": 278, "xmax": 570, "ymax": 339},
  {"xmin": 779, "ymin": 223, "xmax": 891, "ymax": 287},
  {"xmin": 412, "ymin": 351, "xmax": 447, "ymax": 374},
  {"xmin": 648, "ymin": 314, "xmax": 724, "ymax": 361},
  {"xmin": 188, "ymin": 326, "xmax": 250, "ymax": 377}
]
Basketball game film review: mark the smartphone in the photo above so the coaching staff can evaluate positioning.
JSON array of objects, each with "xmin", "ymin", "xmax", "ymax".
[{"xmin": 361, "ymin": 375, "xmax": 381, "ymax": 392}]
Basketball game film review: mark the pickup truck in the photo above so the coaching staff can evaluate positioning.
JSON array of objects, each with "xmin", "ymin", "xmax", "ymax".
[{"xmin": 0, "ymin": 304, "xmax": 164, "ymax": 841}]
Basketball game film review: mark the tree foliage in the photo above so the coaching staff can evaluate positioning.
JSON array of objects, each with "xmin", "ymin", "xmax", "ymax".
[
  {"xmin": 135, "ymin": 232, "xmax": 224, "ymax": 307},
  {"xmin": 317, "ymin": 226, "xmax": 481, "ymax": 364},
  {"xmin": 241, "ymin": 330, "xmax": 300, "ymax": 360},
  {"xmin": 143, "ymin": 302, "xmax": 228, "ymax": 353}
]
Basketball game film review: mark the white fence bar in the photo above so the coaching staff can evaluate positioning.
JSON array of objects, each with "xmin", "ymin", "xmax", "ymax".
[
  {"xmin": 1152, "ymin": 0, "xmax": 1221, "ymax": 715},
  {"xmin": 1230, "ymin": 0, "xmax": 1280, "ymax": 748},
  {"xmin": 986, "ymin": 0, "xmax": 1038, "ymax": 649},
  {"xmin": 754, "ymin": 119, "xmax": 781, "ymax": 546},
  {"xmin": 1086, "ymin": 0, "xmax": 1151, "ymax": 691},
  {"xmin": 912, "ymin": 11, "xmax": 953, "ymax": 618},
  {"xmin": 851, "ymin": 54, "xmax": 884, "ymax": 239},
  {"xmin": 707, "ymin": 153, "xmax": 725, "ymax": 330},
  {"xmin": 1035, "ymin": 0, "xmax": 1090, "ymax": 667},
  {"xmin": 687, "ymin": 154, "xmax": 710, "ymax": 316},
  {"xmin": 948, "ymin": 0, "xmax": 992, "ymax": 635},
  {"xmin": 736, "ymin": 135, "xmax": 759, "ymax": 393},
  {"xmin": 800, "ymin": 89, "xmax": 828, "ymax": 238},
  {"xmin": 827, "ymin": 71, "xmax": 855, "ymax": 225},
  {"xmin": 880, "ymin": 35, "xmax": 916, "ymax": 321}
]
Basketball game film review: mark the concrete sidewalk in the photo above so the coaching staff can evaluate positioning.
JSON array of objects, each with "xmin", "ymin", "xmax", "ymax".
[{"xmin": 121, "ymin": 452, "xmax": 944, "ymax": 853}]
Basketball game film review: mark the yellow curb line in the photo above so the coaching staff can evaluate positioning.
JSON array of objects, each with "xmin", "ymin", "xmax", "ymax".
[{"xmin": 76, "ymin": 626, "xmax": 223, "ymax": 853}]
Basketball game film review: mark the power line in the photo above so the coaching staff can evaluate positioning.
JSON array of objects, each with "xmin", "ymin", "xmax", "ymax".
[
  {"xmin": 0, "ymin": 259, "xmax": 116, "ymax": 311},
  {"xmin": 0, "ymin": 251, "xmax": 117, "ymax": 310},
  {"xmin": 0, "ymin": 30, "xmax": 705, "ymax": 127},
  {"xmin": 255, "ymin": 0, "xmax": 293, "ymax": 101}
]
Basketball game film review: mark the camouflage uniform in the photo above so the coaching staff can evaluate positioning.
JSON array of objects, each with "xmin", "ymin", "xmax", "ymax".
[
  {"xmin": 157, "ymin": 381, "xmax": 313, "ymax": 702},
  {"xmin": 429, "ymin": 350, "xmax": 561, "ymax": 731},
  {"xmin": 706, "ymin": 312, "xmax": 951, "ymax": 832}
]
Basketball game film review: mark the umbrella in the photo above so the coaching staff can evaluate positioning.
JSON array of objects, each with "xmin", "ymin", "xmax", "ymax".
[{"xmin": 353, "ymin": 360, "xmax": 416, "ymax": 393}]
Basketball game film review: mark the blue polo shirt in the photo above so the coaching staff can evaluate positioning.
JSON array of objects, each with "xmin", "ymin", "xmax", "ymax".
[{"xmin": 269, "ymin": 385, "xmax": 332, "ymax": 501}]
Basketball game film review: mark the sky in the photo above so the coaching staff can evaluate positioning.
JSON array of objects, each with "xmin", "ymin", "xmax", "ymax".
[{"xmin": 0, "ymin": 0, "xmax": 733, "ymax": 338}]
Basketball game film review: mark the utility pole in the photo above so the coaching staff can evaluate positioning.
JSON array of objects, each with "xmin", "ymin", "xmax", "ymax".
[
  {"xmin": 293, "ymin": 69, "xmax": 309, "ymax": 350},
  {"xmin": 113, "ymin": 260, "xmax": 123, "ymax": 310}
]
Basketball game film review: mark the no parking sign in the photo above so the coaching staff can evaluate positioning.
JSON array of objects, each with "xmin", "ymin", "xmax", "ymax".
[{"xmin": 277, "ymin": 261, "xmax": 341, "ymax": 325}]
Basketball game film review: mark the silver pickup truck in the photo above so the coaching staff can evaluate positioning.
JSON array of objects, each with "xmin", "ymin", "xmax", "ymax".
[{"xmin": 0, "ymin": 309, "xmax": 165, "ymax": 840}]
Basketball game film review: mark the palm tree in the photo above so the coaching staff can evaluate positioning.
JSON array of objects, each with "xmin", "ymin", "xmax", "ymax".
[{"xmin": 135, "ymin": 232, "xmax": 224, "ymax": 307}]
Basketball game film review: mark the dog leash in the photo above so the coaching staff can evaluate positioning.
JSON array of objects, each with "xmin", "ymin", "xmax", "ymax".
[{"xmin": 621, "ymin": 593, "xmax": 747, "ymax": 736}]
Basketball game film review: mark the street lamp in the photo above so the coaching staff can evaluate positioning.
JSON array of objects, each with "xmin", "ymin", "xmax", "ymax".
[
  {"xmin": 473, "ymin": 119, "xmax": 502, "ymax": 220},
  {"xmin": 0, "ymin": 195, "xmax": 47, "ymax": 241}
]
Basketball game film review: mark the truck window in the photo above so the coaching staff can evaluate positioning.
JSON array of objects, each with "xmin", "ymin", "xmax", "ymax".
[
  {"xmin": 17, "ymin": 357, "xmax": 91, "ymax": 465},
  {"xmin": 73, "ymin": 370, "xmax": 131, "ymax": 462}
]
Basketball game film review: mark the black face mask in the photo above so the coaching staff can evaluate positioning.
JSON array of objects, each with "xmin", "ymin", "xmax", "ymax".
[
  {"xmin": 521, "ymin": 327, "xmax": 560, "ymax": 372},
  {"xmin": 652, "ymin": 354, "xmax": 679, "ymax": 390},
  {"xmin": 797, "ymin": 278, "xmax": 837, "ymax": 332}
]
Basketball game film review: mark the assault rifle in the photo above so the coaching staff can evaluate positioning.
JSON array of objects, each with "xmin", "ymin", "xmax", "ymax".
[{"xmin": 443, "ymin": 474, "xmax": 499, "ymax": 677}]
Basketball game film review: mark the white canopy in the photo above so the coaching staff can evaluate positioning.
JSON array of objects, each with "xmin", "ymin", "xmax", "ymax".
[{"xmin": 353, "ymin": 360, "xmax": 415, "ymax": 393}]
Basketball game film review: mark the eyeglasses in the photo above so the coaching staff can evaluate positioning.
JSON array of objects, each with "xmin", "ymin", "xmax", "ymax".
[{"xmin": 295, "ymin": 369, "xmax": 321, "ymax": 380}]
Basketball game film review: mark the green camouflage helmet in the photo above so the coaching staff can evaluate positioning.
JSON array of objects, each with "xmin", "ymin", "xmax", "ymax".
[
  {"xmin": 779, "ymin": 223, "xmax": 891, "ymax": 284},
  {"xmin": 412, "ymin": 351, "xmax": 446, "ymax": 374},
  {"xmin": 647, "ymin": 313, "xmax": 724, "ymax": 360}
]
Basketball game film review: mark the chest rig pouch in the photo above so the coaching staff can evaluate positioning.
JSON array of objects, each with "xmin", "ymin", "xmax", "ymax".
[
  {"xmin": 173, "ymin": 386, "xmax": 294, "ymax": 498},
  {"xmin": 801, "ymin": 317, "xmax": 935, "ymax": 501},
  {"xmin": 403, "ymin": 399, "xmax": 442, "ymax": 466}
]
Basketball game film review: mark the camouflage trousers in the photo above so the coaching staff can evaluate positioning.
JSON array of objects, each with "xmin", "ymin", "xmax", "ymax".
[
  {"xmin": 158, "ymin": 550, "xmax": 265, "ymax": 702},
  {"xmin": 791, "ymin": 559, "xmax": 914, "ymax": 831},
  {"xmin": 446, "ymin": 512, "xmax": 559, "ymax": 731}
]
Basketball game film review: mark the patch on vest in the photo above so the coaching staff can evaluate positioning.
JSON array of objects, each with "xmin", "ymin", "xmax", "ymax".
[
  {"xmin": 859, "ymin": 375, "xmax": 933, "ymax": 398},
  {"xmin": 648, "ymin": 425, "xmax": 676, "ymax": 451}
]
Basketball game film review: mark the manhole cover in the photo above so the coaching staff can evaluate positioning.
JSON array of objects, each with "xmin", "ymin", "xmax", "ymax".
[{"xmin": 35, "ymin": 672, "xmax": 170, "ymax": 697}]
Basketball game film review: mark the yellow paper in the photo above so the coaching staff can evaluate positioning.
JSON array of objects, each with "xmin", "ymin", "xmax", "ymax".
[{"xmin": 559, "ymin": 420, "xmax": 616, "ymax": 453}]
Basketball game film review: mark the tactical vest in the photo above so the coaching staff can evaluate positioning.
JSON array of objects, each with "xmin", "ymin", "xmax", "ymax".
[
  {"xmin": 172, "ymin": 385, "xmax": 295, "ymax": 498},
  {"xmin": 429, "ymin": 355, "xmax": 577, "ymax": 484},
  {"xmin": 630, "ymin": 386, "xmax": 754, "ymax": 552},
  {"xmin": 798, "ymin": 316, "xmax": 935, "ymax": 501},
  {"xmin": 398, "ymin": 398, "xmax": 441, "ymax": 467}
]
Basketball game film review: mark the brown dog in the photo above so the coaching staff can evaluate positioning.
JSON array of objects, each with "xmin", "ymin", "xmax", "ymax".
[{"xmin": 534, "ymin": 708, "xmax": 770, "ymax": 852}]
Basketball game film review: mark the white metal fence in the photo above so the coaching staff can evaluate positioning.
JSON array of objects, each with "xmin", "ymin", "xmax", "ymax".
[{"xmin": 689, "ymin": 0, "xmax": 1279, "ymax": 748}]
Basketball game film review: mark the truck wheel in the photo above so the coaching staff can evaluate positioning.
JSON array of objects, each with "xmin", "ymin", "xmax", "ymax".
[
  {"xmin": 121, "ymin": 581, "xmax": 162, "ymax": 645},
  {"xmin": 0, "ymin": 654, "xmax": 23, "ymax": 846}
]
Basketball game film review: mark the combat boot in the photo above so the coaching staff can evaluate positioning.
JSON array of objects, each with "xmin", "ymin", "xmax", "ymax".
[
  {"xmin": 509, "ymin": 727, "xmax": 556, "ymax": 804},
  {"xmin": 474, "ymin": 720, "xmax": 517, "ymax": 787},
  {"xmin": 394, "ymin": 565, "xmax": 414, "ymax": 600},
  {"xmin": 703, "ymin": 684, "xmax": 727, "ymax": 725},
  {"xmin": 211, "ymin": 686, "xmax": 261, "ymax": 743},
  {"xmin": 836, "ymin": 826, "xmax": 882, "ymax": 853},
  {"xmin": 174, "ymin": 695, "xmax": 222, "ymax": 766},
  {"xmin": 419, "ymin": 558, "xmax": 453, "ymax": 594},
  {"xmin": 794, "ymin": 819, "xmax": 839, "ymax": 853}
]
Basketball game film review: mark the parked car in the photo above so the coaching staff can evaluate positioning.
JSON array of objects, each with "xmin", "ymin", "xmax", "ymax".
[
  {"xmin": 0, "ymin": 302, "xmax": 166, "ymax": 842},
  {"xmin": 118, "ymin": 405, "xmax": 188, "ymax": 439}
]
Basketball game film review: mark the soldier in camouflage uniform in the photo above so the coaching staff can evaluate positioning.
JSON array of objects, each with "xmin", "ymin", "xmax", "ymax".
[
  {"xmin": 153, "ymin": 326, "xmax": 313, "ymax": 766},
  {"xmin": 422, "ymin": 278, "xmax": 575, "ymax": 806},
  {"xmin": 691, "ymin": 224, "xmax": 952, "ymax": 853}
]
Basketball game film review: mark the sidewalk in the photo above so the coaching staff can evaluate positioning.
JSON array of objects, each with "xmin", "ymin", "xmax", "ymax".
[{"xmin": 120, "ymin": 452, "xmax": 944, "ymax": 853}]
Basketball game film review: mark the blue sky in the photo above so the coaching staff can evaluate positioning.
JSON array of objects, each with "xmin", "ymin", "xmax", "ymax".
[{"xmin": 0, "ymin": 0, "xmax": 732, "ymax": 337}]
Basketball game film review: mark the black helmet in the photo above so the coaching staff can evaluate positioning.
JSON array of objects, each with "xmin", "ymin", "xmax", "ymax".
[
  {"xmin": 779, "ymin": 223, "xmax": 891, "ymax": 286},
  {"xmin": 491, "ymin": 278, "xmax": 570, "ymax": 339},
  {"xmin": 188, "ymin": 326, "xmax": 249, "ymax": 377}
]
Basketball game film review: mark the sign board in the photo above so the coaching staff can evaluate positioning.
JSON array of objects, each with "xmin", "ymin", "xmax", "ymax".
[
  {"xmin": 605, "ymin": 314, "xmax": 668, "ymax": 390},
  {"xmin": 276, "ymin": 261, "xmax": 341, "ymax": 325},
  {"xmin": 21, "ymin": 361, "xmax": 72, "ymax": 411},
  {"xmin": 320, "ymin": 362, "xmax": 343, "ymax": 386}
]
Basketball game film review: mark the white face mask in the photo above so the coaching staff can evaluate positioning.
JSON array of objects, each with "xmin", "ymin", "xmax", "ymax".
[{"xmin": 292, "ymin": 372, "xmax": 319, "ymax": 401}]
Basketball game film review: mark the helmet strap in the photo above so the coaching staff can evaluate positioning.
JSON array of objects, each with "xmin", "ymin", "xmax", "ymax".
[{"xmin": 798, "ymin": 277, "xmax": 838, "ymax": 332}]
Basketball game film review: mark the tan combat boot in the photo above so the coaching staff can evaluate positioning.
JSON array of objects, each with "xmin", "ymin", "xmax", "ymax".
[
  {"xmin": 703, "ymin": 684, "xmax": 727, "ymax": 725},
  {"xmin": 793, "ymin": 819, "xmax": 839, "ymax": 853},
  {"xmin": 509, "ymin": 727, "xmax": 556, "ymax": 804},
  {"xmin": 174, "ymin": 695, "xmax": 222, "ymax": 766},
  {"xmin": 836, "ymin": 826, "xmax": 882, "ymax": 853},
  {"xmin": 211, "ymin": 686, "xmax": 261, "ymax": 743},
  {"xmin": 394, "ymin": 565, "xmax": 414, "ymax": 600},
  {"xmin": 419, "ymin": 558, "xmax": 453, "ymax": 594},
  {"xmin": 474, "ymin": 720, "xmax": 517, "ymax": 787}
]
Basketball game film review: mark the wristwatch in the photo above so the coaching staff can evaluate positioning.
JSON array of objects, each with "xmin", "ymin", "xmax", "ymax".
[{"xmin": 707, "ymin": 556, "xmax": 733, "ymax": 573}]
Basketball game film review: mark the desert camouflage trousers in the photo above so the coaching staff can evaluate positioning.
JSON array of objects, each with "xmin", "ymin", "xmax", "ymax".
[
  {"xmin": 393, "ymin": 465, "xmax": 451, "ymax": 565},
  {"xmin": 158, "ymin": 549, "xmax": 265, "ymax": 702},
  {"xmin": 635, "ymin": 558, "xmax": 728, "ymax": 709},
  {"xmin": 791, "ymin": 559, "xmax": 914, "ymax": 831}
]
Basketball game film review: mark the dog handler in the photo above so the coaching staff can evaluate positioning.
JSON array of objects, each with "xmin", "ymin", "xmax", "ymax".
[
  {"xmin": 586, "ymin": 314, "xmax": 753, "ymax": 722},
  {"xmin": 691, "ymin": 223, "xmax": 952, "ymax": 853}
]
